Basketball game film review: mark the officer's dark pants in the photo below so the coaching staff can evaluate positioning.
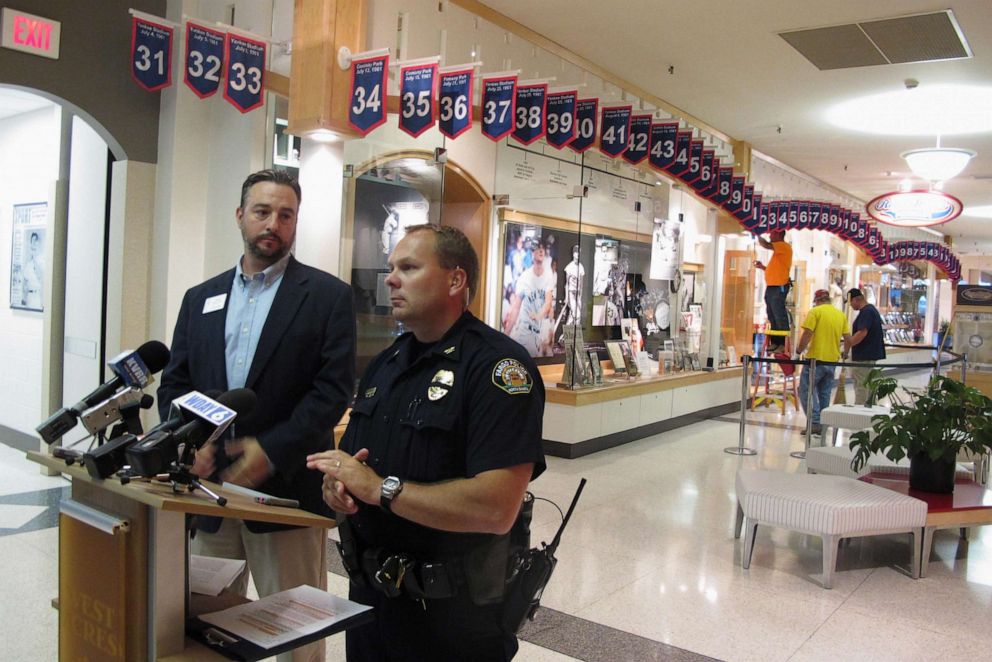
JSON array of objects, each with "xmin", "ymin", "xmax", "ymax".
[
  {"xmin": 764, "ymin": 284, "xmax": 790, "ymax": 332},
  {"xmin": 346, "ymin": 583, "xmax": 517, "ymax": 661}
]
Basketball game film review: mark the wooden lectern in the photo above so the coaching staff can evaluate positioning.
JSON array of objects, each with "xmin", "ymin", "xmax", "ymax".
[{"xmin": 28, "ymin": 451, "xmax": 339, "ymax": 661}]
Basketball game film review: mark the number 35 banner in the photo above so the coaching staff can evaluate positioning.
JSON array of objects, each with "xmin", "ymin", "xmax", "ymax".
[
  {"xmin": 399, "ymin": 62, "xmax": 438, "ymax": 138},
  {"xmin": 438, "ymin": 68, "xmax": 474, "ymax": 139},
  {"xmin": 224, "ymin": 33, "xmax": 266, "ymax": 113},
  {"xmin": 349, "ymin": 53, "xmax": 389, "ymax": 135},
  {"xmin": 184, "ymin": 23, "xmax": 224, "ymax": 98},
  {"xmin": 481, "ymin": 74, "xmax": 517, "ymax": 141},
  {"xmin": 131, "ymin": 17, "xmax": 173, "ymax": 92}
]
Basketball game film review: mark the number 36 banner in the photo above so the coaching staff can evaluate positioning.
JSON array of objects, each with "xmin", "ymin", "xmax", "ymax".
[
  {"xmin": 184, "ymin": 23, "xmax": 224, "ymax": 98},
  {"xmin": 224, "ymin": 33, "xmax": 266, "ymax": 113},
  {"xmin": 131, "ymin": 16, "xmax": 173, "ymax": 92},
  {"xmin": 438, "ymin": 68, "xmax": 474, "ymax": 139}
]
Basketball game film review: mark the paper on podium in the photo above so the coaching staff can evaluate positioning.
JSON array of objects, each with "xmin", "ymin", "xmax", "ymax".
[
  {"xmin": 190, "ymin": 555, "xmax": 247, "ymax": 596},
  {"xmin": 199, "ymin": 585, "xmax": 372, "ymax": 650}
]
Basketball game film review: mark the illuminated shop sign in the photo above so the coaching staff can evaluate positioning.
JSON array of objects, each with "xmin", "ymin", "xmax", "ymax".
[
  {"xmin": 1, "ymin": 8, "xmax": 60, "ymax": 60},
  {"xmin": 865, "ymin": 190, "xmax": 963, "ymax": 227}
]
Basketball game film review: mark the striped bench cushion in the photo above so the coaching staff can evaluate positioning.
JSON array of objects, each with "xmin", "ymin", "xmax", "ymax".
[{"xmin": 736, "ymin": 470, "xmax": 926, "ymax": 535}]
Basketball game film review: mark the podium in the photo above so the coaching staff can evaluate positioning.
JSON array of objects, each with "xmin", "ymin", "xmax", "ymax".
[{"xmin": 27, "ymin": 450, "xmax": 343, "ymax": 661}]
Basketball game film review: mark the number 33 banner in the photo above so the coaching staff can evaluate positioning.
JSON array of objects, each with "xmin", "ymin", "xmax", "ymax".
[
  {"xmin": 224, "ymin": 33, "xmax": 266, "ymax": 113},
  {"xmin": 349, "ymin": 54, "xmax": 389, "ymax": 135},
  {"xmin": 131, "ymin": 17, "xmax": 173, "ymax": 92},
  {"xmin": 184, "ymin": 23, "xmax": 224, "ymax": 98},
  {"xmin": 399, "ymin": 62, "xmax": 438, "ymax": 137}
]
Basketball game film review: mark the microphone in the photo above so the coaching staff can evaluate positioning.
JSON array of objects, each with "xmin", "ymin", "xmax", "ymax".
[
  {"xmin": 79, "ymin": 389, "xmax": 154, "ymax": 436},
  {"xmin": 36, "ymin": 340, "xmax": 170, "ymax": 444},
  {"xmin": 125, "ymin": 388, "xmax": 256, "ymax": 477}
]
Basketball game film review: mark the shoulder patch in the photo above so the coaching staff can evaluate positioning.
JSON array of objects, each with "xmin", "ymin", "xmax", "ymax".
[{"xmin": 492, "ymin": 358, "xmax": 533, "ymax": 395}]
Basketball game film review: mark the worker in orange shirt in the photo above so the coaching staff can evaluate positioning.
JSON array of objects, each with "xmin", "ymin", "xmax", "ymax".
[{"xmin": 754, "ymin": 229, "xmax": 793, "ymax": 352}]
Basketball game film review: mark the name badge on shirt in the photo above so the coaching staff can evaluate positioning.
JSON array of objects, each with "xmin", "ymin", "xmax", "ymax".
[{"xmin": 202, "ymin": 294, "xmax": 227, "ymax": 314}]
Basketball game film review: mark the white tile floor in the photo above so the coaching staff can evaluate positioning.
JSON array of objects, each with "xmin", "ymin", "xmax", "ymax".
[{"xmin": 3, "ymin": 373, "xmax": 991, "ymax": 661}]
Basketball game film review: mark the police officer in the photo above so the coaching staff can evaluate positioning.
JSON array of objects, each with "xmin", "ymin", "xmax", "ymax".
[{"xmin": 307, "ymin": 224, "xmax": 546, "ymax": 661}]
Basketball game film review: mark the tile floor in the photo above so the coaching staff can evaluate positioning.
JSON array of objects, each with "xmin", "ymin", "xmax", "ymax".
[{"xmin": 3, "ymin": 371, "xmax": 991, "ymax": 661}]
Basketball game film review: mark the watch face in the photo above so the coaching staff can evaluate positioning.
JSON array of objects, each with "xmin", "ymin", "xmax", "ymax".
[{"xmin": 382, "ymin": 476, "xmax": 402, "ymax": 497}]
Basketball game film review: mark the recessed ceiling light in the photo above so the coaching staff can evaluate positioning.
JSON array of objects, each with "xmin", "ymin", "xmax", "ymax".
[{"xmin": 825, "ymin": 85, "xmax": 992, "ymax": 136}]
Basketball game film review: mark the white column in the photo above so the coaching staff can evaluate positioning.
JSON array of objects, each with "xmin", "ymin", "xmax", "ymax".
[{"xmin": 296, "ymin": 137, "xmax": 346, "ymax": 279}]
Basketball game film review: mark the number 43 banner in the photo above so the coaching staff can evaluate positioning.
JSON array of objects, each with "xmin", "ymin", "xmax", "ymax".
[
  {"xmin": 185, "ymin": 22, "xmax": 224, "ymax": 98},
  {"xmin": 131, "ymin": 16, "xmax": 173, "ymax": 92},
  {"xmin": 224, "ymin": 33, "xmax": 266, "ymax": 113}
]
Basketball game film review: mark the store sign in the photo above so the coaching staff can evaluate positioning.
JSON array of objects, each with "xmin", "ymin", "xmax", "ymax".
[
  {"xmin": 866, "ymin": 190, "xmax": 963, "ymax": 227},
  {"xmin": 1, "ymin": 8, "xmax": 60, "ymax": 59},
  {"xmin": 957, "ymin": 285, "xmax": 992, "ymax": 306}
]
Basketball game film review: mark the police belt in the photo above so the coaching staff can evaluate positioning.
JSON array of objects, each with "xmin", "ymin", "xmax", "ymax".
[{"xmin": 360, "ymin": 547, "xmax": 466, "ymax": 600}]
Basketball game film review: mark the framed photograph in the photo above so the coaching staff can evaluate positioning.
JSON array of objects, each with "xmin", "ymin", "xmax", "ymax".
[
  {"xmin": 689, "ymin": 352, "xmax": 701, "ymax": 371},
  {"xmin": 604, "ymin": 340, "xmax": 627, "ymax": 375},
  {"xmin": 618, "ymin": 340, "xmax": 639, "ymax": 376},
  {"xmin": 10, "ymin": 202, "xmax": 47, "ymax": 312},
  {"xmin": 587, "ymin": 349, "xmax": 603, "ymax": 382}
]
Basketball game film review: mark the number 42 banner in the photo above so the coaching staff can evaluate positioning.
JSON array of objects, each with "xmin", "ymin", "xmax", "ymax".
[{"xmin": 224, "ymin": 33, "xmax": 266, "ymax": 113}]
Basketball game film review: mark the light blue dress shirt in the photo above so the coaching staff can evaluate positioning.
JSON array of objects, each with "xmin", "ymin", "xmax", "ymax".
[{"xmin": 225, "ymin": 254, "xmax": 289, "ymax": 389}]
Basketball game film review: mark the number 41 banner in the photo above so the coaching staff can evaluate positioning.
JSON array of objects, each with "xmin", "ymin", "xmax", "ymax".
[
  {"xmin": 131, "ymin": 16, "xmax": 173, "ymax": 92},
  {"xmin": 224, "ymin": 33, "xmax": 266, "ymax": 113}
]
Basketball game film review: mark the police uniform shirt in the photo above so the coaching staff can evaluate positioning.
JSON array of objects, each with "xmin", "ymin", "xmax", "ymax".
[{"xmin": 340, "ymin": 311, "xmax": 547, "ymax": 559}]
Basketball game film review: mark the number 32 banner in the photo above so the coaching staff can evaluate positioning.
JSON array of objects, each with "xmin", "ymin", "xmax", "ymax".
[
  {"xmin": 131, "ymin": 17, "xmax": 173, "ymax": 91},
  {"xmin": 224, "ymin": 33, "xmax": 266, "ymax": 113},
  {"xmin": 399, "ymin": 62, "xmax": 438, "ymax": 137},
  {"xmin": 349, "ymin": 54, "xmax": 389, "ymax": 135},
  {"xmin": 438, "ymin": 68, "xmax": 473, "ymax": 139},
  {"xmin": 185, "ymin": 23, "xmax": 224, "ymax": 98}
]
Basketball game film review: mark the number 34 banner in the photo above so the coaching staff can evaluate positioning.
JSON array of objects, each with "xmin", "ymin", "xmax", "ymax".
[
  {"xmin": 349, "ymin": 54, "xmax": 389, "ymax": 135},
  {"xmin": 224, "ymin": 33, "xmax": 266, "ymax": 113},
  {"xmin": 131, "ymin": 16, "xmax": 173, "ymax": 91}
]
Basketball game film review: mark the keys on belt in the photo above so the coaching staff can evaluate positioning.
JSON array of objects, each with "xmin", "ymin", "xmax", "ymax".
[{"xmin": 373, "ymin": 553, "xmax": 413, "ymax": 597}]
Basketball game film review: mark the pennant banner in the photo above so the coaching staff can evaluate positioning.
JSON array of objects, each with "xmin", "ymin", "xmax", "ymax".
[
  {"xmin": 599, "ymin": 105, "xmax": 632, "ymax": 158},
  {"xmin": 682, "ymin": 139, "xmax": 704, "ymax": 184},
  {"xmin": 512, "ymin": 83, "xmax": 548, "ymax": 145},
  {"xmin": 184, "ymin": 22, "xmax": 224, "ymax": 98},
  {"xmin": 224, "ymin": 33, "xmax": 266, "ymax": 113},
  {"xmin": 622, "ymin": 114, "xmax": 652, "ymax": 165},
  {"xmin": 545, "ymin": 90, "xmax": 578, "ymax": 149},
  {"xmin": 399, "ymin": 62, "xmax": 438, "ymax": 137},
  {"xmin": 649, "ymin": 123, "xmax": 678, "ymax": 172},
  {"xmin": 438, "ymin": 68, "xmax": 473, "ymax": 139},
  {"xmin": 481, "ymin": 75, "xmax": 517, "ymax": 141},
  {"xmin": 569, "ymin": 98, "xmax": 598, "ymax": 153},
  {"xmin": 349, "ymin": 54, "xmax": 388, "ymax": 135},
  {"xmin": 131, "ymin": 17, "xmax": 173, "ymax": 91},
  {"xmin": 666, "ymin": 130, "xmax": 693, "ymax": 178},
  {"xmin": 710, "ymin": 166, "xmax": 733, "ymax": 206},
  {"xmin": 690, "ymin": 149, "xmax": 714, "ymax": 193}
]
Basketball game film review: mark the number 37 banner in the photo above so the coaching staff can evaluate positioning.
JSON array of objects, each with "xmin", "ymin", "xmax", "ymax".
[{"xmin": 224, "ymin": 33, "xmax": 266, "ymax": 113}]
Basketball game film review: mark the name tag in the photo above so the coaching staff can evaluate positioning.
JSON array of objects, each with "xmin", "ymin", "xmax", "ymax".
[{"xmin": 202, "ymin": 294, "xmax": 227, "ymax": 314}]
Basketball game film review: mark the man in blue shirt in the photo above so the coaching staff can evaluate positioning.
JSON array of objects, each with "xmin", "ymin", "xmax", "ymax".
[{"xmin": 844, "ymin": 288, "xmax": 886, "ymax": 404}]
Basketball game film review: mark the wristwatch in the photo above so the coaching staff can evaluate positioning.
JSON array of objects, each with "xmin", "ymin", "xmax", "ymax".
[{"xmin": 380, "ymin": 476, "xmax": 404, "ymax": 512}]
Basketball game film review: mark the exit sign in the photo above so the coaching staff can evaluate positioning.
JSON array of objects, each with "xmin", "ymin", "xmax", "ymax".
[{"xmin": 1, "ymin": 8, "xmax": 60, "ymax": 60}]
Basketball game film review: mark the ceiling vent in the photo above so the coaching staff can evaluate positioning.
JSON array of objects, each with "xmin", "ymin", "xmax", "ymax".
[{"xmin": 779, "ymin": 10, "xmax": 971, "ymax": 71}]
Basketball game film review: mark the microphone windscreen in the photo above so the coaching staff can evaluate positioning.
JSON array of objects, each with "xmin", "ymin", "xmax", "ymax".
[
  {"xmin": 137, "ymin": 340, "xmax": 171, "ymax": 374},
  {"xmin": 217, "ymin": 388, "xmax": 256, "ymax": 418}
]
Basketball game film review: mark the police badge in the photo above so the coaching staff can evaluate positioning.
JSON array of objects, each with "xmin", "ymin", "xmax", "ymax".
[
  {"xmin": 428, "ymin": 369, "xmax": 455, "ymax": 401},
  {"xmin": 492, "ymin": 358, "xmax": 533, "ymax": 395}
]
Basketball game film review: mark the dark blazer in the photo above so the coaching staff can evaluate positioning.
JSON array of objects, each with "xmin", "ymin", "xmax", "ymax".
[{"xmin": 157, "ymin": 255, "xmax": 356, "ymax": 532}]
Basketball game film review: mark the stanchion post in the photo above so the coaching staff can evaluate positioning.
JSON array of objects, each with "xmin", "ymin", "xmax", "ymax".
[
  {"xmin": 725, "ymin": 354, "xmax": 757, "ymax": 456},
  {"xmin": 790, "ymin": 357, "xmax": 814, "ymax": 460},
  {"xmin": 962, "ymin": 355, "xmax": 968, "ymax": 386}
]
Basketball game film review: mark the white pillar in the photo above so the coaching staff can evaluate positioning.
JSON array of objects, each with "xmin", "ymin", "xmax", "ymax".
[{"xmin": 296, "ymin": 137, "xmax": 345, "ymax": 279}]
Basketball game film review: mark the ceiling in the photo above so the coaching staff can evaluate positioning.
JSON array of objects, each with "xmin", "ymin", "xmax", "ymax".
[
  {"xmin": 481, "ymin": 0, "xmax": 992, "ymax": 254},
  {"xmin": 0, "ymin": 87, "xmax": 53, "ymax": 121}
]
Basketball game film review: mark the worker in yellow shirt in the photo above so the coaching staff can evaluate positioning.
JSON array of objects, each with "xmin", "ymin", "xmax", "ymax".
[
  {"xmin": 794, "ymin": 289, "xmax": 851, "ymax": 436},
  {"xmin": 754, "ymin": 229, "xmax": 792, "ymax": 351}
]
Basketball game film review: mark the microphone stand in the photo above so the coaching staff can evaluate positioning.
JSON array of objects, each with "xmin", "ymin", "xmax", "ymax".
[{"xmin": 168, "ymin": 441, "xmax": 227, "ymax": 506}]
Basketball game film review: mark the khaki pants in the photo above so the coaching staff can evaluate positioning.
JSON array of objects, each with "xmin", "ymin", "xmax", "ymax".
[
  {"xmin": 850, "ymin": 360, "xmax": 877, "ymax": 404},
  {"xmin": 193, "ymin": 518, "xmax": 328, "ymax": 662}
]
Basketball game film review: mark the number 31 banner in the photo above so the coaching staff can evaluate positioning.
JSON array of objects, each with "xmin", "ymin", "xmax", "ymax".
[
  {"xmin": 224, "ymin": 33, "xmax": 266, "ymax": 113},
  {"xmin": 184, "ymin": 23, "xmax": 224, "ymax": 98},
  {"xmin": 349, "ymin": 54, "xmax": 389, "ymax": 135},
  {"xmin": 131, "ymin": 17, "xmax": 173, "ymax": 91}
]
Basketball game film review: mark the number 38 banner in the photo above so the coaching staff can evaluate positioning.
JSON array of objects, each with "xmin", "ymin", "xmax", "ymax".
[
  {"xmin": 399, "ymin": 62, "xmax": 438, "ymax": 137},
  {"xmin": 438, "ymin": 68, "xmax": 474, "ymax": 139},
  {"xmin": 224, "ymin": 33, "xmax": 266, "ymax": 113},
  {"xmin": 131, "ymin": 17, "xmax": 173, "ymax": 91},
  {"xmin": 511, "ymin": 83, "xmax": 548, "ymax": 145},
  {"xmin": 349, "ymin": 54, "xmax": 389, "ymax": 135},
  {"xmin": 184, "ymin": 23, "xmax": 224, "ymax": 98}
]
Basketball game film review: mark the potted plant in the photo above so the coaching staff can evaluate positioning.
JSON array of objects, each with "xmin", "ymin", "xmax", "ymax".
[{"xmin": 850, "ymin": 369, "xmax": 992, "ymax": 493}]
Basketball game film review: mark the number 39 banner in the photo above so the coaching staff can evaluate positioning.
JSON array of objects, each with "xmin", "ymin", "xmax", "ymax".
[
  {"xmin": 481, "ymin": 75, "xmax": 517, "ymax": 141},
  {"xmin": 224, "ymin": 33, "xmax": 266, "ymax": 113},
  {"xmin": 399, "ymin": 62, "xmax": 438, "ymax": 137},
  {"xmin": 545, "ymin": 90, "xmax": 577, "ymax": 149},
  {"xmin": 349, "ymin": 54, "xmax": 389, "ymax": 135},
  {"xmin": 438, "ymin": 68, "xmax": 474, "ymax": 139},
  {"xmin": 184, "ymin": 23, "xmax": 224, "ymax": 98},
  {"xmin": 131, "ymin": 17, "xmax": 173, "ymax": 92}
]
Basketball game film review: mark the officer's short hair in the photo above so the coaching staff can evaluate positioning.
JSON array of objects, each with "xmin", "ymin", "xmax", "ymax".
[
  {"xmin": 239, "ymin": 169, "xmax": 301, "ymax": 209},
  {"xmin": 405, "ymin": 224, "xmax": 479, "ymax": 304}
]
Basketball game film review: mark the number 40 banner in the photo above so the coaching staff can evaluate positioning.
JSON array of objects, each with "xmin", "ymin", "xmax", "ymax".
[
  {"xmin": 131, "ymin": 16, "xmax": 173, "ymax": 91},
  {"xmin": 224, "ymin": 33, "xmax": 266, "ymax": 113}
]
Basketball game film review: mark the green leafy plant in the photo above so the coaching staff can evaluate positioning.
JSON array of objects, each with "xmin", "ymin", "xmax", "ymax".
[
  {"xmin": 850, "ymin": 371, "xmax": 992, "ymax": 473},
  {"xmin": 938, "ymin": 319, "xmax": 951, "ymax": 334}
]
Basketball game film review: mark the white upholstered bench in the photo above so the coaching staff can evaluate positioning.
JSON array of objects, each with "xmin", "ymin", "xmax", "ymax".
[{"xmin": 734, "ymin": 469, "xmax": 927, "ymax": 588}]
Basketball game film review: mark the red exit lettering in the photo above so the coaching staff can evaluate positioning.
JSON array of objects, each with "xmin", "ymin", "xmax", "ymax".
[{"xmin": 13, "ymin": 16, "xmax": 52, "ymax": 51}]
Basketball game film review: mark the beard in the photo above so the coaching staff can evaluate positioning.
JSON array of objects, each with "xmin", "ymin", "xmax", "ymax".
[{"xmin": 245, "ymin": 231, "xmax": 292, "ymax": 262}]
